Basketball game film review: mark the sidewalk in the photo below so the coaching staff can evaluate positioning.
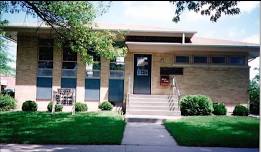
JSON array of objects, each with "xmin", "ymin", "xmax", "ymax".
[{"xmin": 0, "ymin": 122, "xmax": 259, "ymax": 152}]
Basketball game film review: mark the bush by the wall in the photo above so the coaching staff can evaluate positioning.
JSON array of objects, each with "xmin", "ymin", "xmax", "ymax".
[
  {"xmin": 47, "ymin": 102, "xmax": 63, "ymax": 112},
  {"xmin": 75, "ymin": 102, "xmax": 88, "ymax": 112},
  {"xmin": 22, "ymin": 100, "xmax": 37, "ymax": 112},
  {"xmin": 213, "ymin": 102, "xmax": 227, "ymax": 115},
  {"xmin": 180, "ymin": 95, "xmax": 213, "ymax": 116},
  {"xmin": 233, "ymin": 105, "xmax": 249, "ymax": 116},
  {"xmin": 98, "ymin": 101, "xmax": 113, "ymax": 111},
  {"xmin": 0, "ymin": 95, "xmax": 16, "ymax": 111}
]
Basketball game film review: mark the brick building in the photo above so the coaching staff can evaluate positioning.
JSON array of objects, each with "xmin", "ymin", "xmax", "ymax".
[{"xmin": 4, "ymin": 24, "xmax": 260, "ymax": 115}]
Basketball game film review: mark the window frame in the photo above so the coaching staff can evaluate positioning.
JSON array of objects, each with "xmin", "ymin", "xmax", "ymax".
[
  {"xmin": 227, "ymin": 56, "xmax": 246, "ymax": 65},
  {"xmin": 175, "ymin": 55, "xmax": 190, "ymax": 64},
  {"xmin": 36, "ymin": 39, "xmax": 54, "ymax": 100},
  {"xmin": 210, "ymin": 56, "xmax": 226, "ymax": 65},
  {"xmin": 192, "ymin": 56, "xmax": 208, "ymax": 64}
]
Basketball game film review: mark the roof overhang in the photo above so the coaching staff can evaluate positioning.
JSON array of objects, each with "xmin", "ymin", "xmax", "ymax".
[
  {"xmin": 3, "ymin": 25, "xmax": 197, "ymax": 41},
  {"xmin": 126, "ymin": 42, "xmax": 260, "ymax": 59}
]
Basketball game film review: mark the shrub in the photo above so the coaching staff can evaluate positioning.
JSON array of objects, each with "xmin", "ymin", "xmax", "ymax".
[
  {"xmin": 22, "ymin": 100, "xmax": 37, "ymax": 112},
  {"xmin": 75, "ymin": 102, "xmax": 88, "ymax": 112},
  {"xmin": 47, "ymin": 102, "xmax": 63, "ymax": 112},
  {"xmin": 213, "ymin": 103, "xmax": 227, "ymax": 115},
  {"xmin": 180, "ymin": 95, "xmax": 213, "ymax": 116},
  {"xmin": 0, "ymin": 95, "xmax": 16, "ymax": 111},
  {"xmin": 233, "ymin": 105, "xmax": 249, "ymax": 116},
  {"xmin": 98, "ymin": 101, "xmax": 113, "ymax": 111}
]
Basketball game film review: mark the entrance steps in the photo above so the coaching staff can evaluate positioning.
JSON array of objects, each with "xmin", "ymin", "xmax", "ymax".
[{"xmin": 126, "ymin": 94, "xmax": 181, "ymax": 122}]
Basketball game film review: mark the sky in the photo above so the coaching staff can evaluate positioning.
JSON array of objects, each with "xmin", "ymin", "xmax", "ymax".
[{"xmin": 3, "ymin": 1, "xmax": 260, "ymax": 79}]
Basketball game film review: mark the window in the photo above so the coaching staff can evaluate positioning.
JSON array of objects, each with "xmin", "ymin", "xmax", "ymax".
[
  {"xmin": 228, "ymin": 56, "xmax": 245, "ymax": 65},
  {"xmin": 109, "ymin": 58, "xmax": 125, "ymax": 103},
  {"xmin": 193, "ymin": 56, "xmax": 208, "ymax": 64},
  {"xmin": 36, "ymin": 39, "xmax": 53, "ymax": 100},
  {"xmin": 36, "ymin": 77, "xmax": 52, "ymax": 100},
  {"xmin": 61, "ymin": 47, "xmax": 77, "ymax": 90},
  {"xmin": 85, "ymin": 50, "xmax": 100, "ymax": 101},
  {"xmin": 175, "ymin": 56, "xmax": 189, "ymax": 64},
  {"xmin": 211, "ymin": 56, "xmax": 226, "ymax": 64}
]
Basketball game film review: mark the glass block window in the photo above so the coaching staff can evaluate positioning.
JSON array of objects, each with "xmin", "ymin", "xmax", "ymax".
[
  {"xmin": 193, "ymin": 56, "xmax": 208, "ymax": 64},
  {"xmin": 228, "ymin": 56, "xmax": 245, "ymax": 65},
  {"xmin": 211, "ymin": 56, "xmax": 226, "ymax": 64},
  {"xmin": 36, "ymin": 39, "xmax": 53, "ymax": 100},
  {"xmin": 175, "ymin": 56, "xmax": 189, "ymax": 64}
]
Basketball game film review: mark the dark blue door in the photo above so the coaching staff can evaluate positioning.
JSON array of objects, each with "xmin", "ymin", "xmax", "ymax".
[{"xmin": 133, "ymin": 54, "xmax": 151, "ymax": 94}]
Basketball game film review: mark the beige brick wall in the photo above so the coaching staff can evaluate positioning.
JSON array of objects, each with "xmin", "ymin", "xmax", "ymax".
[
  {"xmin": 124, "ymin": 52, "xmax": 250, "ymax": 106},
  {"xmin": 52, "ymin": 42, "xmax": 62, "ymax": 97},
  {"xmin": 100, "ymin": 57, "xmax": 109, "ymax": 102},
  {"xmin": 15, "ymin": 34, "xmax": 38, "ymax": 109},
  {"xmin": 76, "ymin": 54, "xmax": 85, "ymax": 102}
]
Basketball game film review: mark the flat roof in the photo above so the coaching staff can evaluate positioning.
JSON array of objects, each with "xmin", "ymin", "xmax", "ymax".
[{"xmin": 3, "ymin": 23, "xmax": 197, "ymax": 37}]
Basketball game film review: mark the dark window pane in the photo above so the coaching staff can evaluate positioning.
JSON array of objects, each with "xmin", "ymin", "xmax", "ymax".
[
  {"xmin": 211, "ymin": 57, "xmax": 225, "ymax": 64},
  {"xmin": 85, "ymin": 79, "xmax": 100, "ymax": 101},
  {"xmin": 39, "ymin": 47, "xmax": 53, "ymax": 60},
  {"xmin": 93, "ymin": 62, "xmax": 101, "ymax": 70},
  {"xmin": 36, "ymin": 77, "xmax": 52, "ymax": 100},
  {"xmin": 109, "ymin": 79, "xmax": 124, "ymax": 102},
  {"xmin": 63, "ymin": 47, "xmax": 77, "ymax": 61},
  {"xmin": 160, "ymin": 67, "xmax": 183, "ymax": 75},
  {"xmin": 176, "ymin": 56, "xmax": 189, "ymax": 63},
  {"xmin": 61, "ymin": 78, "xmax": 76, "ymax": 88},
  {"xmin": 39, "ymin": 39, "xmax": 53, "ymax": 47},
  {"xmin": 194, "ymin": 56, "xmax": 207, "ymax": 63},
  {"xmin": 110, "ymin": 63, "xmax": 124, "ymax": 70},
  {"xmin": 38, "ymin": 61, "xmax": 53, "ymax": 68},
  {"xmin": 62, "ymin": 62, "xmax": 77, "ymax": 69},
  {"xmin": 228, "ymin": 56, "xmax": 245, "ymax": 65}
]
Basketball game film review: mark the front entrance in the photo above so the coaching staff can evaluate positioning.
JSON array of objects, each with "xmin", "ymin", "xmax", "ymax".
[{"xmin": 133, "ymin": 54, "xmax": 151, "ymax": 94}]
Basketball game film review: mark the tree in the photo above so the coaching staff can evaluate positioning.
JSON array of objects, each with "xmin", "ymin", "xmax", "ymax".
[
  {"xmin": 0, "ymin": 3, "xmax": 14, "ymax": 75},
  {"xmin": 249, "ymin": 68, "xmax": 260, "ymax": 115},
  {"xmin": 1, "ymin": 1, "xmax": 126, "ymax": 64},
  {"xmin": 170, "ymin": 1, "xmax": 240, "ymax": 22}
]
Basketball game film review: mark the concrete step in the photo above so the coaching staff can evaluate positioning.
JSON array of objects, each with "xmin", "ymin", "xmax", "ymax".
[
  {"xmin": 128, "ymin": 102, "xmax": 179, "ymax": 107},
  {"xmin": 126, "ymin": 109, "xmax": 181, "ymax": 116},
  {"xmin": 127, "ymin": 105, "xmax": 171, "ymax": 110},
  {"xmin": 129, "ymin": 94, "xmax": 170, "ymax": 99},
  {"xmin": 129, "ymin": 97, "xmax": 178, "ymax": 102}
]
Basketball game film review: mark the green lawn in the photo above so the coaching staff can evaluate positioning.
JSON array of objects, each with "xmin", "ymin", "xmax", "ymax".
[
  {"xmin": 164, "ymin": 116, "xmax": 259, "ymax": 148},
  {"xmin": 0, "ymin": 111, "xmax": 126, "ymax": 144}
]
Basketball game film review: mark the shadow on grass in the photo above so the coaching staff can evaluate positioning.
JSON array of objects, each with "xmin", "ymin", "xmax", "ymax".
[
  {"xmin": 0, "ymin": 111, "xmax": 126, "ymax": 145},
  {"xmin": 164, "ymin": 116, "xmax": 259, "ymax": 148}
]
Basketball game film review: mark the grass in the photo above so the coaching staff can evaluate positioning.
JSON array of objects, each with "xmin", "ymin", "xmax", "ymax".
[
  {"xmin": 164, "ymin": 116, "xmax": 259, "ymax": 148},
  {"xmin": 0, "ymin": 111, "xmax": 126, "ymax": 144}
]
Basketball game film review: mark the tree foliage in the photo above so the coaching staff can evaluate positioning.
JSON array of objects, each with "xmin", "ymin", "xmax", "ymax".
[
  {"xmin": 171, "ymin": 1, "xmax": 240, "ymax": 22},
  {"xmin": 1, "ymin": 1, "xmax": 127, "ymax": 64},
  {"xmin": 249, "ymin": 68, "xmax": 260, "ymax": 115},
  {"xmin": 0, "ymin": 3, "xmax": 14, "ymax": 75}
]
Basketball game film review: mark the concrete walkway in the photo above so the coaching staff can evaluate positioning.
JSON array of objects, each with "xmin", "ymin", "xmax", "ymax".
[
  {"xmin": 122, "ymin": 122, "xmax": 177, "ymax": 146},
  {"xmin": 0, "ymin": 122, "xmax": 259, "ymax": 152}
]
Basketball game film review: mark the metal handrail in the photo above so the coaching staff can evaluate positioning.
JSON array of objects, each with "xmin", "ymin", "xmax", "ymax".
[
  {"xmin": 168, "ymin": 75, "xmax": 181, "ymax": 110},
  {"xmin": 127, "ymin": 76, "xmax": 131, "ymax": 106}
]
